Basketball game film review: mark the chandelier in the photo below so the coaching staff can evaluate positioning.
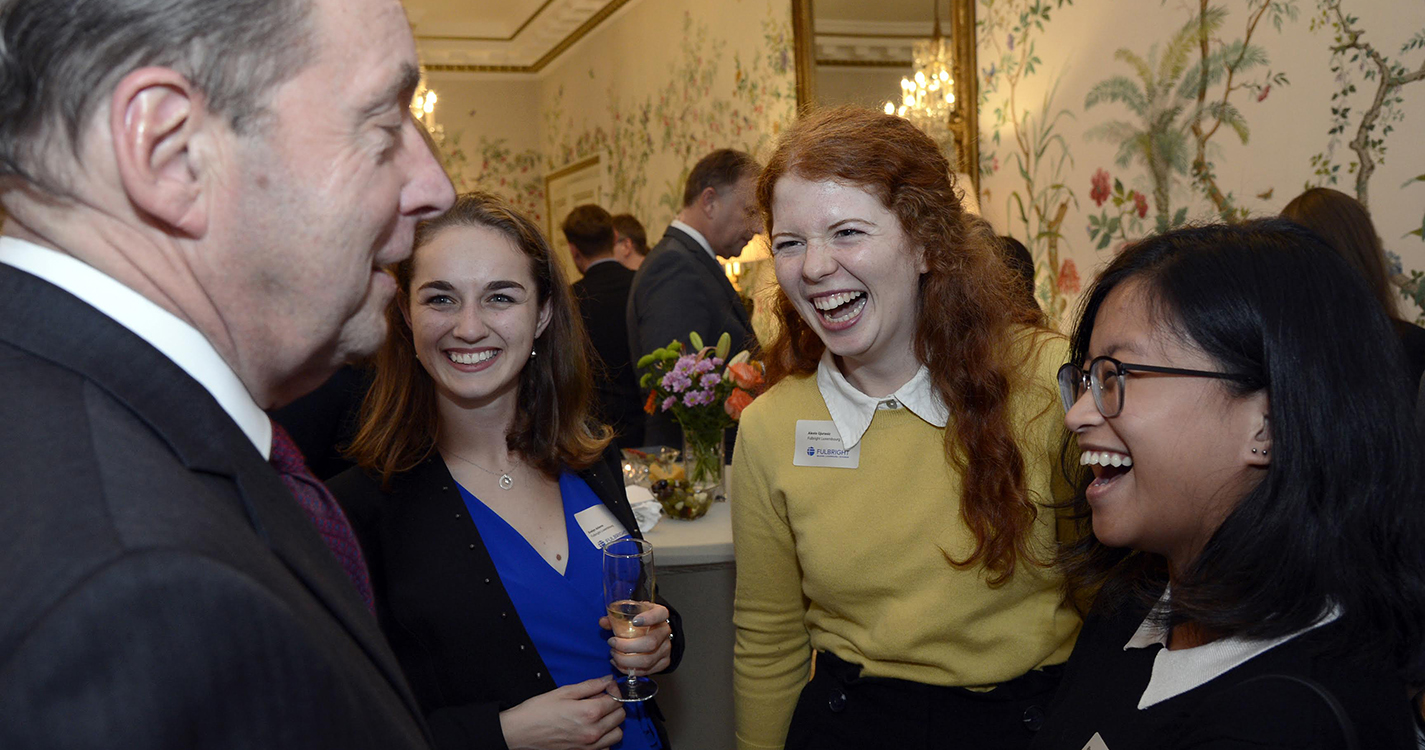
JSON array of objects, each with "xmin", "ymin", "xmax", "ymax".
[
  {"xmin": 884, "ymin": 0, "xmax": 954, "ymax": 154},
  {"xmin": 411, "ymin": 74, "xmax": 443, "ymax": 142}
]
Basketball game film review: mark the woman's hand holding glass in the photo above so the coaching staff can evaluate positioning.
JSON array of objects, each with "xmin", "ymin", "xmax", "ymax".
[{"xmin": 600, "ymin": 602, "xmax": 673, "ymax": 678}]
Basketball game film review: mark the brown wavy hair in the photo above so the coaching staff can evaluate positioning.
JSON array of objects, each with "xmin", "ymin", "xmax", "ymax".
[
  {"xmin": 757, "ymin": 106, "xmax": 1052, "ymax": 583},
  {"xmin": 1280, "ymin": 187, "xmax": 1399, "ymax": 319},
  {"xmin": 346, "ymin": 191, "xmax": 611, "ymax": 488}
]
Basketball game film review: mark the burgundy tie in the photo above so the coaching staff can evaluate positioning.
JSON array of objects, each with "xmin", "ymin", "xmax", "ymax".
[{"xmin": 268, "ymin": 419, "xmax": 376, "ymax": 616}]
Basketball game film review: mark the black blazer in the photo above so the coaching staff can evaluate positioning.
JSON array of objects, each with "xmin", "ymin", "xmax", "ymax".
[
  {"xmin": 328, "ymin": 447, "xmax": 684, "ymax": 750},
  {"xmin": 573, "ymin": 260, "xmax": 645, "ymax": 448},
  {"xmin": 0, "ymin": 264, "xmax": 429, "ymax": 748},
  {"xmin": 626, "ymin": 226, "xmax": 758, "ymax": 447}
]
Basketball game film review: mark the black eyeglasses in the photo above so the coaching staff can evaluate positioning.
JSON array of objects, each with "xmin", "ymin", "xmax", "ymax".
[{"xmin": 1057, "ymin": 356, "xmax": 1253, "ymax": 418}]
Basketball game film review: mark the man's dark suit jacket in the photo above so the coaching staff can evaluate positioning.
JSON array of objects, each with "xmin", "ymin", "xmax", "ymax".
[
  {"xmin": 572, "ymin": 259, "xmax": 644, "ymax": 449},
  {"xmin": 328, "ymin": 447, "xmax": 684, "ymax": 750},
  {"xmin": 626, "ymin": 226, "xmax": 757, "ymax": 447},
  {"xmin": 0, "ymin": 265, "xmax": 430, "ymax": 748}
]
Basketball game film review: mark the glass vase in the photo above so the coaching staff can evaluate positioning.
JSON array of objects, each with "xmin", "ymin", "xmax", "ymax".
[
  {"xmin": 682, "ymin": 427, "xmax": 725, "ymax": 500},
  {"xmin": 650, "ymin": 427, "xmax": 723, "ymax": 520}
]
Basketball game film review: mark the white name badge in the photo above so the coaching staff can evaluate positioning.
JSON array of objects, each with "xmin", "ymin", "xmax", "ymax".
[
  {"xmin": 792, "ymin": 420, "xmax": 861, "ymax": 469},
  {"xmin": 575, "ymin": 504, "xmax": 628, "ymax": 549},
  {"xmin": 1081, "ymin": 732, "xmax": 1110, "ymax": 750}
]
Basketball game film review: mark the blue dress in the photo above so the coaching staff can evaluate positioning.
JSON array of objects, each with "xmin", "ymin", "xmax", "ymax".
[{"xmin": 458, "ymin": 473, "xmax": 662, "ymax": 750}]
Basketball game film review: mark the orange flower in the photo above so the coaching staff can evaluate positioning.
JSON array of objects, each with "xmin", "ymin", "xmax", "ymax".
[
  {"xmin": 644, "ymin": 389, "xmax": 658, "ymax": 415},
  {"xmin": 725, "ymin": 388, "xmax": 755, "ymax": 420},
  {"xmin": 727, "ymin": 361, "xmax": 764, "ymax": 391}
]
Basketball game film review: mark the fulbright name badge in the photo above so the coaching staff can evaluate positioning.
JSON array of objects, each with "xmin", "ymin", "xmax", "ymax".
[{"xmin": 792, "ymin": 420, "xmax": 860, "ymax": 469}]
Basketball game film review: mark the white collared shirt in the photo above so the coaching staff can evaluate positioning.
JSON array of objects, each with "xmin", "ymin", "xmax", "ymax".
[
  {"xmin": 669, "ymin": 219, "xmax": 717, "ymax": 262},
  {"xmin": 1125, "ymin": 588, "xmax": 1341, "ymax": 709},
  {"xmin": 815, "ymin": 349, "xmax": 949, "ymax": 450},
  {"xmin": 0, "ymin": 237, "xmax": 272, "ymax": 458}
]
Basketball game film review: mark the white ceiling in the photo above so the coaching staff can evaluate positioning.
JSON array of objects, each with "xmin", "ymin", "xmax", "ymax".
[{"xmin": 400, "ymin": 0, "xmax": 939, "ymax": 71}]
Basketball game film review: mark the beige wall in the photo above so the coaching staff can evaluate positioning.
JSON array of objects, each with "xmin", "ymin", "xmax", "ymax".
[{"xmin": 420, "ymin": 0, "xmax": 796, "ymax": 282}]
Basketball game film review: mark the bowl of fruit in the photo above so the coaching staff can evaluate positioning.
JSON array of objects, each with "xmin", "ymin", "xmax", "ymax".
[{"xmin": 649, "ymin": 477, "xmax": 715, "ymax": 520}]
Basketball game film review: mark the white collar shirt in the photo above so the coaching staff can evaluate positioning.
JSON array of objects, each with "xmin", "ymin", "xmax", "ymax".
[
  {"xmin": 815, "ymin": 349, "xmax": 949, "ymax": 450},
  {"xmin": 669, "ymin": 219, "xmax": 717, "ymax": 262},
  {"xmin": 0, "ymin": 237, "xmax": 272, "ymax": 458},
  {"xmin": 1124, "ymin": 588, "xmax": 1341, "ymax": 709}
]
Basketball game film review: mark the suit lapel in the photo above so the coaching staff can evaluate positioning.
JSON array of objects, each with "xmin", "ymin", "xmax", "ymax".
[{"xmin": 0, "ymin": 265, "xmax": 428, "ymax": 729}]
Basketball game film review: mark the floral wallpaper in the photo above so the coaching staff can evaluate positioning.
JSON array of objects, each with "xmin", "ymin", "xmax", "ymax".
[
  {"xmin": 430, "ymin": 0, "xmax": 795, "ymax": 250},
  {"xmin": 978, "ymin": 0, "xmax": 1425, "ymax": 324}
]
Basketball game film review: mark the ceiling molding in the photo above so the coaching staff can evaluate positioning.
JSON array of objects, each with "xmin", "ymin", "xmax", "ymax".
[
  {"xmin": 413, "ymin": 0, "xmax": 630, "ymax": 73},
  {"xmin": 814, "ymin": 19, "xmax": 930, "ymax": 66}
]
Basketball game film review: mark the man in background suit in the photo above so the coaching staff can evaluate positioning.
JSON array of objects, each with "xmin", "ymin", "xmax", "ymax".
[
  {"xmin": 0, "ymin": 0, "xmax": 454, "ymax": 746},
  {"xmin": 563, "ymin": 204, "xmax": 645, "ymax": 449},
  {"xmin": 627, "ymin": 149, "xmax": 762, "ymax": 448},
  {"xmin": 612, "ymin": 213, "xmax": 650, "ymax": 271}
]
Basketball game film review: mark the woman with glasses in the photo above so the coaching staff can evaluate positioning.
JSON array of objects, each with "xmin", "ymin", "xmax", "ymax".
[
  {"xmin": 1033, "ymin": 220, "xmax": 1425, "ymax": 749},
  {"xmin": 730, "ymin": 106, "xmax": 1080, "ymax": 750}
]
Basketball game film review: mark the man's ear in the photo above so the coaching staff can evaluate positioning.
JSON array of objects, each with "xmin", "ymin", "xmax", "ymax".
[
  {"xmin": 109, "ymin": 67, "xmax": 209, "ymax": 237},
  {"xmin": 697, "ymin": 185, "xmax": 720, "ymax": 219}
]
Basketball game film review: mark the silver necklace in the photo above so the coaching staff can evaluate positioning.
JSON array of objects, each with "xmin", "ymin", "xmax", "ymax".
[{"xmin": 445, "ymin": 449, "xmax": 515, "ymax": 490}]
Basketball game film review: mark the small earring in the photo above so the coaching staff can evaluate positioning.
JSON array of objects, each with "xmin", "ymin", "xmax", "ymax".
[
  {"xmin": 1262, "ymin": 448, "xmax": 1269, "ymax": 456},
  {"xmin": 1251, "ymin": 447, "xmax": 1258, "ymax": 454},
  {"xmin": 530, "ymin": 348, "xmax": 537, "ymax": 359}
]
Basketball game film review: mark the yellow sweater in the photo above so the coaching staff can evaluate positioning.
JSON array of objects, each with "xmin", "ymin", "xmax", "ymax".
[{"xmin": 730, "ymin": 335, "xmax": 1080, "ymax": 750}]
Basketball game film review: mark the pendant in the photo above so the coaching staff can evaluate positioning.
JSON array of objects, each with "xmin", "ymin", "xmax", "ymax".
[{"xmin": 498, "ymin": 473, "xmax": 514, "ymax": 490}]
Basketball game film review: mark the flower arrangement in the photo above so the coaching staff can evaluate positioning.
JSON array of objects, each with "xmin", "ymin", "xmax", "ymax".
[{"xmin": 637, "ymin": 331, "xmax": 765, "ymax": 510}]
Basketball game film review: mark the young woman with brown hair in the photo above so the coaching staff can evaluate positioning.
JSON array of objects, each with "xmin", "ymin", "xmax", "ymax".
[
  {"xmin": 730, "ymin": 107, "xmax": 1079, "ymax": 750},
  {"xmin": 331, "ymin": 191, "xmax": 682, "ymax": 750}
]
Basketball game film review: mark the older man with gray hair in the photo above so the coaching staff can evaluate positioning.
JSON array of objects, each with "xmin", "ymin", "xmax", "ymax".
[{"xmin": 0, "ymin": 0, "xmax": 454, "ymax": 746}]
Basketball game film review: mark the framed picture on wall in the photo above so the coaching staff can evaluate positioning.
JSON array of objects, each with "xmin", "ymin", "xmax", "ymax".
[{"xmin": 544, "ymin": 155, "xmax": 604, "ymax": 281}]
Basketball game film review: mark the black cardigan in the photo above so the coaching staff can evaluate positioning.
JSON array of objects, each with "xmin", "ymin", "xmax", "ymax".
[{"xmin": 329, "ymin": 447, "xmax": 684, "ymax": 750}]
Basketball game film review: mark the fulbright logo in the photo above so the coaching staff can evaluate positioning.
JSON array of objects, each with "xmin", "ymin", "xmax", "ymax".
[{"xmin": 809, "ymin": 446, "xmax": 850, "ymax": 459}]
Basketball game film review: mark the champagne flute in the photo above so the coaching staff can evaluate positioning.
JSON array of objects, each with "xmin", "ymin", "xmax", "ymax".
[{"xmin": 602, "ymin": 537, "xmax": 658, "ymax": 702}]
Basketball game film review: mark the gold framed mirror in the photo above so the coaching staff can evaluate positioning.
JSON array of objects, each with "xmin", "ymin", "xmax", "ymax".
[{"xmin": 791, "ymin": 0, "xmax": 979, "ymax": 198}]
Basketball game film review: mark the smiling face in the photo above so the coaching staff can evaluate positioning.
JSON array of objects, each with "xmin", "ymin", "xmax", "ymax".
[
  {"xmin": 407, "ymin": 224, "xmax": 551, "ymax": 411},
  {"xmin": 1064, "ymin": 280, "xmax": 1269, "ymax": 575},
  {"xmin": 210, "ymin": 0, "xmax": 454, "ymax": 403},
  {"xmin": 770, "ymin": 174, "xmax": 927, "ymax": 394}
]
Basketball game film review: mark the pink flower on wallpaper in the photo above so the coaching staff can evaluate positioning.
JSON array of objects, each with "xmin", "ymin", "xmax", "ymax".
[
  {"xmin": 1257, "ymin": 84, "xmax": 1271, "ymax": 102},
  {"xmin": 1130, "ymin": 191, "xmax": 1148, "ymax": 219},
  {"xmin": 1091, "ymin": 168, "xmax": 1111, "ymax": 207},
  {"xmin": 1057, "ymin": 259, "xmax": 1081, "ymax": 296}
]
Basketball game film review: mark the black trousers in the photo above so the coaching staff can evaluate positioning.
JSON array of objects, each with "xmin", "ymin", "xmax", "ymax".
[{"xmin": 784, "ymin": 651, "xmax": 1063, "ymax": 750}]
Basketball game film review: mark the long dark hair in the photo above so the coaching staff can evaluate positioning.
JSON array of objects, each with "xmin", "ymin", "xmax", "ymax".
[
  {"xmin": 347, "ymin": 191, "xmax": 610, "ymax": 487},
  {"xmin": 1060, "ymin": 220, "xmax": 1425, "ymax": 680},
  {"xmin": 757, "ymin": 106, "xmax": 1055, "ymax": 583}
]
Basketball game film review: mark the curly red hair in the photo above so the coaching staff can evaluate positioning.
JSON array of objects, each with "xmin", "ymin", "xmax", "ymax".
[{"xmin": 758, "ymin": 106, "xmax": 1052, "ymax": 583}]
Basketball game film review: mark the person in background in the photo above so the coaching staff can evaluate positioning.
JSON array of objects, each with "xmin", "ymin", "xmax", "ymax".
[
  {"xmin": 331, "ymin": 192, "xmax": 683, "ymax": 750},
  {"xmin": 1281, "ymin": 187, "xmax": 1425, "ymax": 388},
  {"xmin": 0, "ymin": 0, "xmax": 455, "ymax": 745},
  {"xmin": 997, "ymin": 234, "xmax": 1043, "ymax": 319},
  {"xmin": 628, "ymin": 148, "xmax": 762, "ymax": 448},
  {"xmin": 563, "ymin": 204, "xmax": 645, "ymax": 449},
  {"xmin": 732, "ymin": 106, "xmax": 1079, "ymax": 750},
  {"xmin": 1035, "ymin": 221, "xmax": 1425, "ymax": 749},
  {"xmin": 613, "ymin": 213, "xmax": 651, "ymax": 271}
]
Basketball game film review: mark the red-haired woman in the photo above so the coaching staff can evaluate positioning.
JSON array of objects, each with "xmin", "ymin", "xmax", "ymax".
[
  {"xmin": 330, "ymin": 192, "xmax": 682, "ymax": 750},
  {"xmin": 730, "ymin": 107, "xmax": 1078, "ymax": 750}
]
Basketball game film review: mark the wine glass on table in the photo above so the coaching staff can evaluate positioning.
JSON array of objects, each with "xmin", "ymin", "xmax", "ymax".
[{"xmin": 602, "ymin": 537, "xmax": 658, "ymax": 702}]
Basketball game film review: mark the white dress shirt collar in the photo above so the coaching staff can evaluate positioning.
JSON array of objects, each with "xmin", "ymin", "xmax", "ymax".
[
  {"xmin": 815, "ymin": 349, "xmax": 949, "ymax": 450},
  {"xmin": 1124, "ymin": 587, "xmax": 1341, "ymax": 709},
  {"xmin": 0, "ymin": 237, "xmax": 272, "ymax": 458},
  {"xmin": 669, "ymin": 219, "xmax": 717, "ymax": 262}
]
